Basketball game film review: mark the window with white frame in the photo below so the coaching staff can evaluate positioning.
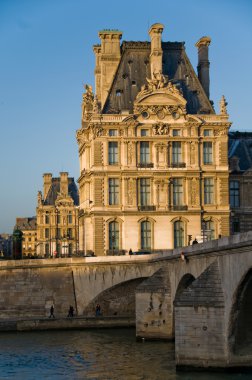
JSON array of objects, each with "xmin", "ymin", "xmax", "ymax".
[
  {"xmin": 203, "ymin": 142, "xmax": 213, "ymax": 164},
  {"xmin": 172, "ymin": 141, "xmax": 182, "ymax": 163},
  {"xmin": 229, "ymin": 180, "xmax": 240, "ymax": 207},
  {"xmin": 109, "ymin": 178, "xmax": 119, "ymax": 205},
  {"xmin": 109, "ymin": 221, "xmax": 119, "ymax": 251},
  {"xmin": 108, "ymin": 142, "xmax": 118, "ymax": 165},
  {"xmin": 173, "ymin": 178, "xmax": 183, "ymax": 206},
  {"xmin": 140, "ymin": 178, "xmax": 151, "ymax": 206},
  {"xmin": 140, "ymin": 142, "xmax": 150, "ymax": 164},
  {"xmin": 204, "ymin": 178, "xmax": 214, "ymax": 204},
  {"xmin": 141, "ymin": 221, "xmax": 151, "ymax": 250},
  {"xmin": 174, "ymin": 220, "xmax": 184, "ymax": 248}
]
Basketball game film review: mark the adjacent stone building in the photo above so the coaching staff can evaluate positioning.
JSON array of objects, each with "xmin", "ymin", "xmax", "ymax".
[
  {"xmin": 15, "ymin": 217, "xmax": 37, "ymax": 257},
  {"xmin": 36, "ymin": 172, "xmax": 79, "ymax": 257},
  {"xmin": 76, "ymin": 23, "xmax": 231, "ymax": 256},
  {"xmin": 229, "ymin": 132, "xmax": 252, "ymax": 234}
]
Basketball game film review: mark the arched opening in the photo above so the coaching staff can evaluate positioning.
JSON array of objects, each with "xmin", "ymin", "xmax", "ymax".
[
  {"xmin": 229, "ymin": 269, "xmax": 252, "ymax": 355},
  {"xmin": 140, "ymin": 221, "xmax": 151, "ymax": 250},
  {"xmin": 174, "ymin": 220, "xmax": 185, "ymax": 248},
  {"xmin": 173, "ymin": 273, "xmax": 195, "ymax": 338},
  {"xmin": 83, "ymin": 277, "xmax": 147, "ymax": 318}
]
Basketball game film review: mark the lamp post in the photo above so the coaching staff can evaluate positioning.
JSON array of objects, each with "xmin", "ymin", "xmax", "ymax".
[{"xmin": 80, "ymin": 199, "xmax": 93, "ymax": 256}]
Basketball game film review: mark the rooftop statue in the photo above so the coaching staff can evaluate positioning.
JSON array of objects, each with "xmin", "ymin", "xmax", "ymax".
[
  {"xmin": 219, "ymin": 95, "xmax": 228, "ymax": 115},
  {"xmin": 81, "ymin": 84, "xmax": 94, "ymax": 120}
]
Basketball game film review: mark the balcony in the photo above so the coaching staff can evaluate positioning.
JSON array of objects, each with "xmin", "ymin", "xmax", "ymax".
[
  {"xmin": 137, "ymin": 163, "xmax": 154, "ymax": 168},
  {"xmin": 138, "ymin": 205, "xmax": 156, "ymax": 211},
  {"xmin": 170, "ymin": 205, "xmax": 188, "ymax": 211},
  {"xmin": 169, "ymin": 162, "xmax": 186, "ymax": 168}
]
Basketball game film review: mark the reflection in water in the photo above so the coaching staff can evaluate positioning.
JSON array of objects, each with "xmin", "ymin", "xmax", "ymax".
[{"xmin": 0, "ymin": 329, "xmax": 250, "ymax": 379}]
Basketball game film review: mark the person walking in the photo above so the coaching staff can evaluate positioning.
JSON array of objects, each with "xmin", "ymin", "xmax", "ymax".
[{"xmin": 49, "ymin": 305, "xmax": 55, "ymax": 318}]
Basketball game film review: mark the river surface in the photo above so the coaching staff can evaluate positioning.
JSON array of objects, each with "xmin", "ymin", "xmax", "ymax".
[{"xmin": 0, "ymin": 328, "xmax": 251, "ymax": 380}]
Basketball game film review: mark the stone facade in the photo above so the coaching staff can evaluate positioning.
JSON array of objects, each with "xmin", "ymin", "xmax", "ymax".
[
  {"xmin": 36, "ymin": 172, "xmax": 79, "ymax": 257},
  {"xmin": 15, "ymin": 217, "xmax": 37, "ymax": 257},
  {"xmin": 77, "ymin": 23, "xmax": 231, "ymax": 256}
]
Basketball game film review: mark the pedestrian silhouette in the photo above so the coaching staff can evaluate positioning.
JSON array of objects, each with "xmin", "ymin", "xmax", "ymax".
[{"xmin": 49, "ymin": 305, "xmax": 55, "ymax": 318}]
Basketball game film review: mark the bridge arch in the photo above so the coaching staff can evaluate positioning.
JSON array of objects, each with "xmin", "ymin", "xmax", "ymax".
[
  {"xmin": 83, "ymin": 277, "xmax": 147, "ymax": 317},
  {"xmin": 229, "ymin": 267, "xmax": 252, "ymax": 355},
  {"xmin": 173, "ymin": 273, "xmax": 196, "ymax": 337}
]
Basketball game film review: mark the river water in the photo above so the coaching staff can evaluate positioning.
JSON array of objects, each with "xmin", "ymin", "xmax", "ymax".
[{"xmin": 0, "ymin": 328, "xmax": 251, "ymax": 380}]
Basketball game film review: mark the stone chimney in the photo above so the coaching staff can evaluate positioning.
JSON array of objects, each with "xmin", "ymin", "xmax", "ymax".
[
  {"xmin": 97, "ymin": 30, "xmax": 122, "ymax": 107},
  {"xmin": 60, "ymin": 172, "xmax": 68, "ymax": 196},
  {"xmin": 148, "ymin": 23, "xmax": 164, "ymax": 79},
  {"xmin": 43, "ymin": 173, "xmax": 52, "ymax": 199},
  {"xmin": 93, "ymin": 44, "xmax": 101, "ymax": 103},
  {"xmin": 195, "ymin": 36, "xmax": 211, "ymax": 98}
]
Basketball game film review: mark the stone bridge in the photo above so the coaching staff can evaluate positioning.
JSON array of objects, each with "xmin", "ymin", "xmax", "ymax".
[{"xmin": 1, "ymin": 231, "xmax": 252, "ymax": 370}]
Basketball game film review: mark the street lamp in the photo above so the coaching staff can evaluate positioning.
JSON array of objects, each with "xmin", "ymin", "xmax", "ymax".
[{"xmin": 80, "ymin": 199, "xmax": 93, "ymax": 256}]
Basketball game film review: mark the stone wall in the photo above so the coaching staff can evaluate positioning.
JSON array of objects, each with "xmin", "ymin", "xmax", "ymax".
[{"xmin": 0, "ymin": 267, "xmax": 75, "ymax": 318}]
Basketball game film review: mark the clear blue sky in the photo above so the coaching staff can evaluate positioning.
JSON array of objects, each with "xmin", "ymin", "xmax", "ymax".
[{"xmin": 0, "ymin": 0, "xmax": 252, "ymax": 233}]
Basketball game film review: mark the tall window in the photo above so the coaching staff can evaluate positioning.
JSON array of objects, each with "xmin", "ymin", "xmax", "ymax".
[
  {"xmin": 172, "ymin": 142, "xmax": 182, "ymax": 164},
  {"xmin": 68, "ymin": 243, "xmax": 72, "ymax": 254},
  {"xmin": 203, "ymin": 142, "xmax": 213, "ymax": 164},
  {"xmin": 45, "ymin": 212, "xmax": 50, "ymax": 224},
  {"xmin": 140, "ymin": 178, "xmax": 151, "ymax": 206},
  {"xmin": 174, "ymin": 221, "xmax": 184, "ymax": 248},
  {"xmin": 204, "ymin": 178, "xmax": 214, "ymax": 204},
  {"xmin": 140, "ymin": 142, "xmax": 150, "ymax": 164},
  {"xmin": 173, "ymin": 178, "xmax": 183, "ymax": 206},
  {"xmin": 109, "ymin": 221, "xmax": 119, "ymax": 251},
  {"xmin": 45, "ymin": 243, "xmax": 49, "ymax": 255},
  {"xmin": 68, "ymin": 213, "xmax": 72, "ymax": 224},
  {"xmin": 56, "ymin": 213, "xmax": 60, "ymax": 224},
  {"xmin": 141, "ymin": 221, "xmax": 151, "ymax": 250},
  {"xmin": 230, "ymin": 180, "xmax": 240, "ymax": 207},
  {"xmin": 67, "ymin": 228, "xmax": 72, "ymax": 239},
  {"xmin": 108, "ymin": 142, "xmax": 118, "ymax": 165},
  {"xmin": 45, "ymin": 228, "xmax": 49, "ymax": 238},
  {"xmin": 203, "ymin": 220, "xmax": 215, "ymax": 241},
  {"xmin": 109, "ymin": 178, "xmax": 119, "ymax": 205}
]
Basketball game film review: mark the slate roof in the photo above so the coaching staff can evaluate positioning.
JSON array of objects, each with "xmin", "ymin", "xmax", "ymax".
[
  {"xmin": 228, "ymin": 132, "xmax": 252, "ymax": 171},
  {"xmin": 15, "ymin": 217, "xmax": 37, "ymax": 231},
  {"xmin": 103, "ymin": 41, "xmax": 214, "ymax": 115},
  {"xmin": 174, "ymin": 261, "xmax": 224, "ymax": 308},
  {"xmin": 43, "ymin": 178, "xmax": 79, "ymax": 206}
]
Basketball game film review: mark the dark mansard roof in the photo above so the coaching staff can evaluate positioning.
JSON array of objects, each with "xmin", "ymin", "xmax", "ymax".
[
  {"xmin": 43, "ymin": 178, "xmax": 79, "ymax": 206},
  {"xmin": 103, "ymin": 41, "xmax": 214, "ymax": 115}
]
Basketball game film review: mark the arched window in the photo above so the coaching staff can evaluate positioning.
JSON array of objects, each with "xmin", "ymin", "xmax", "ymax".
[
  {"xmin": 203, "ymin": 220, "xmax": 215, "ymax": 241},
  {"xmin": 141, "ymin": 221, "xmax": 151, "ymax": 250},
  {"xmin": 109, "ymin": 221, "xmax": 119, "ymax": 250},
  {"xmin": 174, "ymin": 221, "xmax": 184, "ymax": 248}
]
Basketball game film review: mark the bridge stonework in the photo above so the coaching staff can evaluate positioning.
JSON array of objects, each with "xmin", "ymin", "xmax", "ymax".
[{"xmin": 0, "ymin": 232, "xmax": 252, "ymax": 370}]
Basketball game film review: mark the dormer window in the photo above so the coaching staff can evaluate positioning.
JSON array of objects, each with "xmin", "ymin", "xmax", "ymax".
[{"xmin": 116, "ymin": 89, "xmax": 122, "ymax": 97}]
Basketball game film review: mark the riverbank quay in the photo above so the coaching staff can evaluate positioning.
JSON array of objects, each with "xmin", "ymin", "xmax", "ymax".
[{"xmin": 0, "ymin": 316, "xmax": 135, "ymax": 332}]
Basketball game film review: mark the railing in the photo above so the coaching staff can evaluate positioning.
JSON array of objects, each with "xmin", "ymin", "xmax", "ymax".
[
  {"xmin": 169, "ymin": 163, "xmax": 186, "ymax": 168},
  {"xmin": 138, "ymin": 205, "xmax": 156, "ymax": 211},
  {"xmin": 137, "ymin": 163, "xmax": 154, "ymax": 168},
  {"xmin": 170, "ymin": 205, "xmax": 188, "ymax": 211},
  {"xmin": 106, "ymin": 249, "xmax": 126, "ymax": 256}
]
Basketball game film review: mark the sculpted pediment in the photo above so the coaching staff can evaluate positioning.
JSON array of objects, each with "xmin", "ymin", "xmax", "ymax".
[
  {"xmin": 135, "ymin": 90, "xmax": 186, "ymax": 107},
  {"xmin": 55, "ymin": 193, "xmax": 74, "ymax": 207}
]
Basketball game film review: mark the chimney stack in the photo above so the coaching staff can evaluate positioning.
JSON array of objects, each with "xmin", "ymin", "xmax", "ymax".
[
  {"xmin": 97, "ymin": 30, "xmax": 122, "ymax": 107},
  {"xmin": 148, "ymin": 23, "xmax": 164, "ymax": 78},
  {"xmin": 195, "ymin": 36, "xmax": 211, "ymax": 98},
  {"xmin": 60, "ymin": 172, "xmax": 68, "ymax": 195},
  {"xmin": 43, "ymin": 173, "xmax": 52, "ymax": 199}
]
